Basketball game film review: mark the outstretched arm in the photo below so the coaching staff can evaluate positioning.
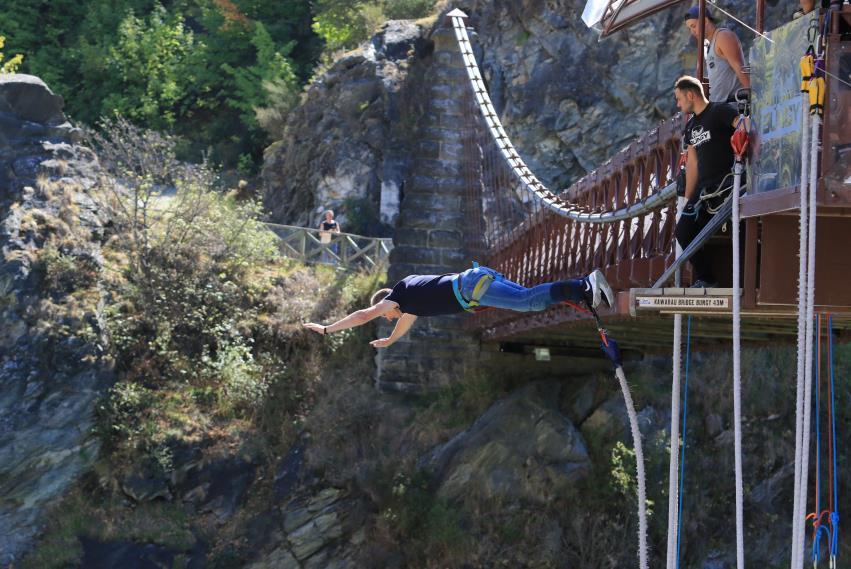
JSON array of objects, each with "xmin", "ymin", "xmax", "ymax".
[
  {"xmin": 303, "ymin": 300, "xmax": 396, "ymax": 335},
  {"xmin": 370, "ymin": 313, "xmax": 418, "ymax": 348}
]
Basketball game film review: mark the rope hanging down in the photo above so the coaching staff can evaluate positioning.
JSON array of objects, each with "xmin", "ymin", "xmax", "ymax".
[
  {"xmin": 794, "ymin": 15, "xmax": 826, "ymax": 566},
  {"xmin": 666, "ymin": 311, "xmax": 684, "ymax": 569},
  {"xmin": 791, "ymin": 39, "xmax": 813, "ymax": 569},
  {"xmin": 676, "ymin": 316, "xmax": 693, "ymax": 569},
  {"xmin": 590, "ymin": 309, "xmax": 648, "ymax": 569},
  {"xmin": 730, "ymin": 94, "xmax": 749, "ymax": 569},
  {"xmin": 807, "ymin": 315, "xmax": 840, "ymax": 569},
  {"xmin": 448, "ymin": 11, "xmax": 677, "ymax": 224},
  {"xmin": 827, "ymin": 315, "xmax": 840, "ymax": 568}
]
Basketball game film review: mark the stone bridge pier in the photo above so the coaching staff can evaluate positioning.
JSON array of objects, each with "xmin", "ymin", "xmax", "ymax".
[{"xmin": 374, "ymin": 18, "xmax": 483, "ymax": 392}]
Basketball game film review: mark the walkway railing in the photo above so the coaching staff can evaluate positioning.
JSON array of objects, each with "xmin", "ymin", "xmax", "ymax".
[{"xmin": 265, "ymin": 223, "xmax": 393, "ymax": 270}]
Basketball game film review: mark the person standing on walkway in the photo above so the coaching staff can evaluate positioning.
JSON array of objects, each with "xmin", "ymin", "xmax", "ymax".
[
  {"xmin": 318, "ymin": 210, "xmax": 341, "ymax": 263},
  {"xmin": 674, "ymin": 75, "xmax": 742, "ymax": 288},
  {"xmin": 684, "ymin": 6, "xmax": 750, "ymax": 103}
]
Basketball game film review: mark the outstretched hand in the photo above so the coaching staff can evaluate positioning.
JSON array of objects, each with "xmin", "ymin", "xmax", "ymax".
[
  {"xmin": 303, "ymin": 323, "xmax": 325, "ymax": 335},
  {"xmin": 600, "ymin": 333, "xmax": 622, "ymax": 369},
  {"xmin": 370, "ymin": 337, "xmax": 394, "ymax": 348}
]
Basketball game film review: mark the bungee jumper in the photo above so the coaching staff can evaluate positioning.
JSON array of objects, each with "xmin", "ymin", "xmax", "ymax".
[{"xmin": 303, "ymin": 264, "xmax": 620, "ymax": 356}]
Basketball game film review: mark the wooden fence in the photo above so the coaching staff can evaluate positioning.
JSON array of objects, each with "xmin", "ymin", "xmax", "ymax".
[{"xmin": 265, "ymin": 223, "xmax": 393, "ymax": 270}]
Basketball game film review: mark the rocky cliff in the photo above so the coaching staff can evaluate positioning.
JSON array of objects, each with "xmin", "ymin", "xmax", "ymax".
[
  {"xmin": 0, "ymin": 74, "xmax": 111, "ymax": 564},
  {"xmin": 262, "ymin": 20, "xmax": 429, "ymax": 232},
  {"xmin": 262, "ymin": 0, "xmax": 785, "ymax": 228}
]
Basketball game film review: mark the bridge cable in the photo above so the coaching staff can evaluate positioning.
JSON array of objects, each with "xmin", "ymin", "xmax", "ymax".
[{"xmin": 449, "ymin": 13, "xmax": 677, "ymax": 224}]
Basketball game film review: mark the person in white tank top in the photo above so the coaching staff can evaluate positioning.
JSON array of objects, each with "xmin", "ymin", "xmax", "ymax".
[{"xmin": 683, "ymin": 6, "xmax": 750, "ymax": 102}]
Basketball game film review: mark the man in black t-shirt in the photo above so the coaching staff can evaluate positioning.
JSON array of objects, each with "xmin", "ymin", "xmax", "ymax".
[
  {"xmin": 302, "ymin": 266, "xmax": 616, "ymax": 351},
  {"xmin": 674, "ymin": 75, "xmax": 742, "ymax": 287}
]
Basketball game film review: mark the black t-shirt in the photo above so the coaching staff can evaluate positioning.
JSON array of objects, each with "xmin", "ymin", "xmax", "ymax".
[
  {"xmin": 685, "ymin": 102, "xmax": 738, "ymax": 188},
  {"xmin": 321, "ymin": 220, "xmax": 337, "ymax": 231},
  {"xmin": 384, "ymin": 274, "xmax": 464, "ymax": 316}
]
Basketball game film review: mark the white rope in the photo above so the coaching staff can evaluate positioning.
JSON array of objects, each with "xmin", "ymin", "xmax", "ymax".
[
  {"xmin": 790, "ymin": 93, "xmax": 811, "ymax": 569},
  {"xmin": 666, "ymin": 199, "xmax": 686, "ymax": 569},
  {"xmin": 615, "ymin": 365, "xmax": 649, "ymax": 569},
  {"xmin": 732, "ymin": 151, "xmax": 745, "ymax": 569},
  {"xmin": 667, "ymin": 313, "xmax": 683, "ymax": 569},
  {"xmin": 796, "ymin": 110, "xmax": 821, "ymax": 569}
]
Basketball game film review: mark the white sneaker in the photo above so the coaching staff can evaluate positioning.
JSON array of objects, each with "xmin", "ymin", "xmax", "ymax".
[{"xmin": 586, "ymin": 269, "xmax": 615, "ymax": 309}]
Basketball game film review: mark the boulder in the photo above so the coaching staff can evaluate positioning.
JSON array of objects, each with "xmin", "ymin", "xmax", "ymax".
[
  {"xmin": 422, "ymin": 381, "xmax": 590, "ymax": 505},
  {"xmin": 0, "ymin": 74, "xmax": 64, "ymax": 125}
]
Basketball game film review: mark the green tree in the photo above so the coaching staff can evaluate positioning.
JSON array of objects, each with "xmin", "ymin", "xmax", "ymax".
[
  {"xmin": 0, "ymin": 35, "xmax": 24, "ymax": 74},
  {"xmin": 101, "ymin": 6, "xmax": 200, "ymax": 129},
  {"xmin": 221, "ymin": 22, "xmax": 299, "ymax": 131}
]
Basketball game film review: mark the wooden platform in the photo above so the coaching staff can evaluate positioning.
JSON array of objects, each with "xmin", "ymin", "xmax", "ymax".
[{"xmin": 476, "ymin": 288, "xmax": 851, "ymax": 357}]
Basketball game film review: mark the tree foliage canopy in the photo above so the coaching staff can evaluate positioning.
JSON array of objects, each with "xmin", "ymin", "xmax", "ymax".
[{"xmin": 0, "ymin": 0, "xmax": 435, "ymax": 169}]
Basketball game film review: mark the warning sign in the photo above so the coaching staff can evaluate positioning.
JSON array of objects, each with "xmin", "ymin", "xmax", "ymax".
[{"xmin": 636, "ymin": 296, "xmax": 730, "ymax": 310}]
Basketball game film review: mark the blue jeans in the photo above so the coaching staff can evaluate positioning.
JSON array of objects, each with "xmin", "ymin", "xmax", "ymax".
[{"xmin": 458, "ymin": 266, "xmax": 585, "ymax": 312}]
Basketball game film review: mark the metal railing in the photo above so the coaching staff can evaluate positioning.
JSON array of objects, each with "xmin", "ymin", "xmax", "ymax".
[{"xmin": 265, "ymin": 223, "xmax": 393, "ymax": 270}]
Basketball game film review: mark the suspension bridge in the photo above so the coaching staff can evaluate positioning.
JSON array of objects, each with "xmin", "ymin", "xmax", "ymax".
[
  {"xmin": 436, "ymin": 7, "xmax": 851, "ymax": 353},
  {"xmin": 378, "ymin": 2, "xmax": 850, "ymax": 568}
]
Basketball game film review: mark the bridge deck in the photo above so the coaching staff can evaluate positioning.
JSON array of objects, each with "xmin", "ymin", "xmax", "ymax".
[{"xmin": 476, "ymin": 299, "xmax": 851, "ymax": 354}]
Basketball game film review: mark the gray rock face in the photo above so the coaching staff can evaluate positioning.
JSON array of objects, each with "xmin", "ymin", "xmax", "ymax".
[
  {"xmin": 0, "ymin": 75, "xmax": 65, "ymax": 125},
  {"xmin": 262, "ymin": 20, "xmax": 428, "ymax": 231},
  {"xmin": 0, "ymin": 75, "xmax": 111, "ymax": 564},
  {"xmin": 248, "ymin": 487, "xmax": 353, "ymax": 569},
  {"xmin": 422, "ymin": 382, "xmax": 590, "ymax": 504},
  {"xmin": 262, "ymin": 0, "xmax": 784, "ymax": 226}
]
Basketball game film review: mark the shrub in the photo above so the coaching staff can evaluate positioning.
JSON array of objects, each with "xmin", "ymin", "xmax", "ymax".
[
  {"xmin": 40, "ymin": 243, "xmax": 99, "ymax": 294},
  {"xmin": 312, "ymin": 0, "xmax": 437, "ymax": 56},
  {"xmin": 0, "ymin": 35, "xmax": 23, "ymax": 73},
  {"xmin": 207, "ymin": 341, "xmax": 268, "ymax": 416},
  {"xmin": 96, "ymin": 381, "xmax": 155, "ymax": 447},
  {"xmin": 377, "ymin": 470, "xmax": 468, "ymax": 562}
]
